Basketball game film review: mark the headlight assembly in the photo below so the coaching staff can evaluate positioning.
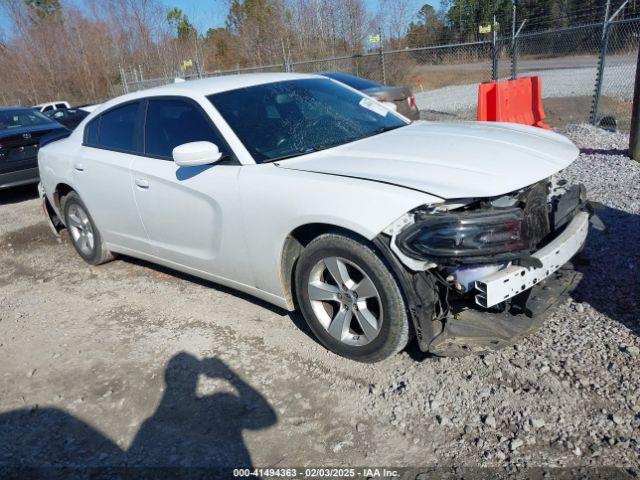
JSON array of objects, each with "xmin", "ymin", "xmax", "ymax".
[{"xmin": 397, "ymin": 208, "xmax": 532, "ymax": 263}]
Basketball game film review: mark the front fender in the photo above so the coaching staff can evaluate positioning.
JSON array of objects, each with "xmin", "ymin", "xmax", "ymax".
[{"xmin": 239, "ymin": 164, "xmax": 441, "ymax": 301}]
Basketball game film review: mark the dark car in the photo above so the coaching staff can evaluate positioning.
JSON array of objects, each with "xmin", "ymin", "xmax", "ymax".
[
  {"xmin": 320, "ymin": 72, "xmax": 419, "ymax": 120},
  {"xmin": 44, "ymin": 107, "xmax": 90, "ymax": 130},
  {"xmin": 0, "ymin": 107, "xmax": 68, "ymax": 190}
]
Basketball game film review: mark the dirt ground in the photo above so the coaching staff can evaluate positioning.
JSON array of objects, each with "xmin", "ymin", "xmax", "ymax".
[{"xmin": 0, "ymin": 124, "xmax": 639, "ymax": 479}]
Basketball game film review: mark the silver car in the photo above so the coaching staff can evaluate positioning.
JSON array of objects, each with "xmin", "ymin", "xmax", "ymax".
[{"xmin": 320, "ymin": 72, "xmax": 420, "ymax": 120}]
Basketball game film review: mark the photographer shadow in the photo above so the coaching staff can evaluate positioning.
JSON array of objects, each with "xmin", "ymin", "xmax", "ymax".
[{"xmin": 0, "ymin": 353, "xmax": 277, "ymax": 474}]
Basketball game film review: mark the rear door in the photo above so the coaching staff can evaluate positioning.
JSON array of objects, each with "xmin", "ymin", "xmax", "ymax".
[
  {"xmin": 73, "ymin": 101, "xmax": 149, "ymax": 251},
  {"xmin": 129, "ymin": 97, "xmax": 251, "ymax": 283}
]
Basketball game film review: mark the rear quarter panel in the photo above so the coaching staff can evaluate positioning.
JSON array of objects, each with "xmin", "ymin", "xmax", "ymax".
[{"xmin": 38, "ymin": 136, "xmax": 81, "ymax": 214}]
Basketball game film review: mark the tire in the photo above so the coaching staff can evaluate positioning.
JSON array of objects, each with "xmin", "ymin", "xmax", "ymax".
[
  {"xmin": 294, "ymin": 231, "xmax": 410, "ymax": 363},
  {"xmin": 61, "ymin": 191, "xmax": 114, "ymax": 265}
]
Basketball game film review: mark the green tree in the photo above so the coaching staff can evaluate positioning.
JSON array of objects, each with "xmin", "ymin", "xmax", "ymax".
[
  {"xmin": 166, "ymin": 7, "xmax": 195, "ymax": 40},
  {"xmin": 406, "ymin": 4, "xmax": 443, "ymax": 47},
  {"xmin": 24, "ymin": 0, "xmax": 61, "ymax": 21}
]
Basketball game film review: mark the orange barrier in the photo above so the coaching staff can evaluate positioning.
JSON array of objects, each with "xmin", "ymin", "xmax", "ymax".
[{"xmin": 477, "ymin": 76, "xmax": 550, "ymax": 129}]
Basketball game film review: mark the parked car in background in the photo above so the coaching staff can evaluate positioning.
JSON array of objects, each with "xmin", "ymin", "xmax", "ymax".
[
  {"xmin": 320, "ymin": 72, "xmax": 420, "ymax": 120},
  {"xmin": 33, "ymin": 101, "xmax": 70, "ymax": 113},
  {"xmin": 0, "ymin": 107, "xmax": 68, "ymax": 189},
  {"xmin": 75, "ymin": 104, "xmax": 101, "ymax": 113},
  {"xmin": 38, "ymin": 73, "xmax": 590, "ymax": 362},
  {"xmin": 45, "ymin": 107, "xmax": 90, "ymax": 130}
]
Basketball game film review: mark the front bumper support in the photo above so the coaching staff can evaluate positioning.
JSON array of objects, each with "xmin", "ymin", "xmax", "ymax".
[
  {"xmin": 429, "ymin": 266, "xmax": 582, "ymax": 356},
  {"xmin": 475, "ymin": 212, "xmax": 589, "ymax": 308}
]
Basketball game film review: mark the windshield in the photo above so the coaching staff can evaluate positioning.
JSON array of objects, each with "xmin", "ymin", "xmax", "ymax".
[
  {"xmin": 0, "ymin": 109, "xmax": 53, "ymax": 130},
  {"xmin": 207, "ymin": 78, "xmax": 407, "ymax": 163}
]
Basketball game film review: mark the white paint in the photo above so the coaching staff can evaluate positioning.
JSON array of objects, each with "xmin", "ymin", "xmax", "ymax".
[
  {"xmin": 173, "ymin": 141, "xmax": 222, "ymax": 167},
  {"xmin": 38, "ymin": 73, "xmax": 579, "ymax": 311}
]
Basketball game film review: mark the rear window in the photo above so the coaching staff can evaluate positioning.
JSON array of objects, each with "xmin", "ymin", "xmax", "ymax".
[
  {"xmin": 85, "ymin": 117, "xmax": 99, "ymax": 145},
  {"xmin": 84, "ymin": 102, "xmax": 140, "ymax": 152},
  {"xmin": 0, "ymin": 109, "xmax": 53, "ymax": 130}
]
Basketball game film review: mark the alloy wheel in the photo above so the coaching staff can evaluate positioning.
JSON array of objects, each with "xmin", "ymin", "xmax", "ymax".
[
  {"xmin": 67, "ymin": 204, "xmax": 95, "ymax": 256},
  {"xmin": 307, "ymin": 256, "xmax": 383, "ymax": 346}
]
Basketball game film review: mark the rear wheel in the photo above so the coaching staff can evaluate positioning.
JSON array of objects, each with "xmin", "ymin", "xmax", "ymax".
[
  {"xmin": 62, "ymin": 192, "xmax": 114, "ymax": 265},
  {"xmin": 294, "ymin": 231, "xmax": 409, "ymax": 363}
]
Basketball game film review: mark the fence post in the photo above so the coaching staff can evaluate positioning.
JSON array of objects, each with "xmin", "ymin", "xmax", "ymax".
[
  {"xmin": 491, "ymin": 12, "xmax": 498, "ymax": 80},
  {"xmin": 119, "ymin": 64, "xmax": 128, "ymax": 94},
  {"xmin": 379, "ymin": 37, "xmax": 386, "ymax": 84},
  {"xmin": 511, "ymin": 20, "xmax": 527, "ymax": 80},
  {"xmin": 510, "ymin": 36, "xmax": 517, "ymax": 80},
  {"xmin": 591, "ymin": 0, "xmax": 629, "ymax": 125},
  {"xmin": 630, "ymin": 43, "xmax": 640, "ymax": 160},
  {"xmin": 591, "ymin": 23, "xmax": 611, "ymax": 124}
]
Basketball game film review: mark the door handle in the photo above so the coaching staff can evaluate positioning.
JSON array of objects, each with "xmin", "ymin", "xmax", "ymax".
[
  {"xmin": 73, "ymin": 163, "xmax": 84, "ymax": 172},
  {"xmin": 135, "ymin": 178, "xmax": 149, "ymax": 189}
]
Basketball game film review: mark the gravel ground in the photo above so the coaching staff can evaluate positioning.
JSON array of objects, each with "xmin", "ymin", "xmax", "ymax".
[
  {"xmin": 414, "ymin": 64, "xmax": 634, "ymax": 113},
  {"xmin": 0, "ymin": 124, "xmax": 638, "ymax": 478}
]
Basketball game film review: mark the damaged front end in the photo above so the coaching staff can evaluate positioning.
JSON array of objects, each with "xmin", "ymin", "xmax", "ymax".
[{"xmin": 376, "ymin": 178, "xmax": 601, "ymax": 356}]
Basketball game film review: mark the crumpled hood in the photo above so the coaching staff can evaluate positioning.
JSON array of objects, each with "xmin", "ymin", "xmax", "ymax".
[{"xmin": 276, "ymin": 121, "xmax": 579, "ymax": 199}]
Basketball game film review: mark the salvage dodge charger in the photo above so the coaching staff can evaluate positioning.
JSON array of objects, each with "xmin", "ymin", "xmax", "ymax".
[{"xmin": 38, "ymin": 73, "xmax": 593, "ymax": 362}]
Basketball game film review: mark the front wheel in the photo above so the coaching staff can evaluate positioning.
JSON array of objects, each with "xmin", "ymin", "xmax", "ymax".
[{"xmin": 294, "ymin": 231, "xmax": 410, "ymax": 363}]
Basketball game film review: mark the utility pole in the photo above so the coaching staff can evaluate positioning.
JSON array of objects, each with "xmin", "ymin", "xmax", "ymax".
[{"xmin": 630, "ymin": 42, "xmax": 640, "ymax": 160}]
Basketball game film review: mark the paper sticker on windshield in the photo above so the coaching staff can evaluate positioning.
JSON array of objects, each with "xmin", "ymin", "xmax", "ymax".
[{"xmin": 359, "ymin": 98, "xmax": 389, "ymax": 117}]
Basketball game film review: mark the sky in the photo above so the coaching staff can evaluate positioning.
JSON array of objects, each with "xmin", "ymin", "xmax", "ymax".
[
  {"xmin": 167, "ymin": 0, "xmax": 440, "ymax": 32},
  {"xmin": 0, "ymin": 0, "xmax": 440, "ymax": 37}
]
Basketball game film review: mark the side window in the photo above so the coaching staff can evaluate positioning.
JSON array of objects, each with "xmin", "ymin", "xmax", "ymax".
[
  {"xmin": 55, "ymin": 103, "xmax": 67, "ymax": 109},
  {"xmin": 85, "ymin": 117, "xmax": 100, "ymax": 145},
  {"xmin": 144, "ymin": 99, "xmax": 224, "ymax": 159},
  {"xmin": 43, "ymin": 105, "xmax": 53, "ymax": 112},
  {"xmin": 98, "ymin": 103, "xmax": 140, "ymax": 152}
]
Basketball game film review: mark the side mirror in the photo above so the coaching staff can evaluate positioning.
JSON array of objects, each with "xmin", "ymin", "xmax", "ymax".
[{"xmin": 173, "ymin": 141, "xmax": 223, "ymax": 167}]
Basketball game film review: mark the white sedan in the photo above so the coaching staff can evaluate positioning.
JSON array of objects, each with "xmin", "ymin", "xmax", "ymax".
[{"xmin": 38, "ymin": 73, "xmax": 591, "ymax": 362}]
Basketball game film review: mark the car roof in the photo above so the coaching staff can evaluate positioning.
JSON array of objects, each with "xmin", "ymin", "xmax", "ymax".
[
  {"xmin": 96, "ymin": 73, "xmax": 323, "ymax": 112},
  {"xmin": 33, "ymin": 101, "xmax": 67, "ymax": 106},
  {"xmin": 0, "ymin": 106, "xmax": 36, "ymax": 112}
]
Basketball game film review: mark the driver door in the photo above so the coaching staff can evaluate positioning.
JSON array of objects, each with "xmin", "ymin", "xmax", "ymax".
[{"xmin": 130, "ymin": 97, "xmax": 252, "ymax": 284}]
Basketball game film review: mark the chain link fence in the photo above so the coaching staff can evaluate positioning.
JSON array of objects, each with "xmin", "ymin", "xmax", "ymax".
[
  {"xmin": 598, "ymin": 18, "xmax": 640, "ymax": 131},
  {"xmin": 121, "ymin": 17, "xmax": 640, "ymax": 132}
]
